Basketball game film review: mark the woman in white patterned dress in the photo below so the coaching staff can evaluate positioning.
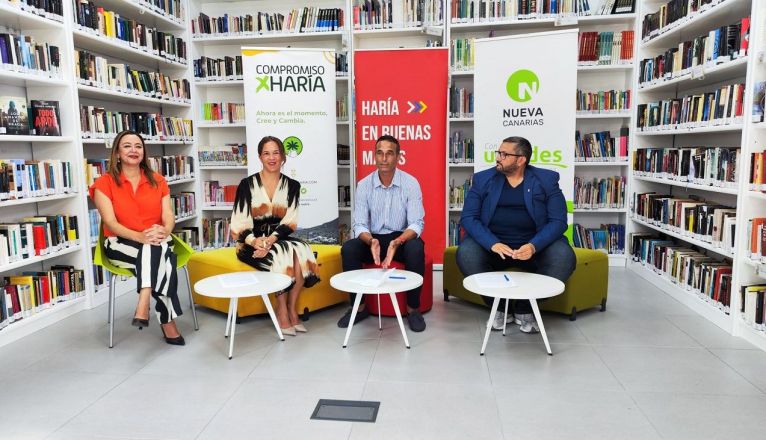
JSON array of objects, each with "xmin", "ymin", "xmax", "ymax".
[{"xmin": 230, "ymin": 136, "xmax": 320, "ymax": 336}]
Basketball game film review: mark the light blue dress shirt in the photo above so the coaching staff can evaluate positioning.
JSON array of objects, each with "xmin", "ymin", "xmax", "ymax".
[{"xmin": 352, "ymin": 168, "xmax": 425, "ymax": 238}]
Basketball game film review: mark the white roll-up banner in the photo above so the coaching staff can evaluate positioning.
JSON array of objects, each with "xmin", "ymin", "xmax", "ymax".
[
  {"xmin": 242, "ymin": 47, "xmax": 339, "ymax": 243},
  {"xmin": 474, "ymin": 30, "xmax": 577, "ymax": 238}
]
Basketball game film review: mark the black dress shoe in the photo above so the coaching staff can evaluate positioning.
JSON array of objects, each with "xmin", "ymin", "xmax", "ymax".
[
  {"xmin": 131, "ymin": 317, "xmax": 149, "ymax": 329},
  {"xmin": 337, "ymin": 307, "xmax": 370, "ymax": 328},
  {"xmin": 161, "ymin": 325, "xmax": 186, "ymax": 346},
  {"xmin": 407, "ymin": 310, "xmax": 426, "ymax": 332}
]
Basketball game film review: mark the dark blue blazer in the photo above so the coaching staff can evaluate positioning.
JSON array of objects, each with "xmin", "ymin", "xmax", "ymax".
[{"xmin": 460, "ymin": 165, "xmax": 568, "ymax": 251}]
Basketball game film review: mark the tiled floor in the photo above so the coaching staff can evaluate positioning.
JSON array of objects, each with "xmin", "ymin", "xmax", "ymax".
[{"xmin": 2, "ymin": 268, "xmax": 766, "ymax": 440}]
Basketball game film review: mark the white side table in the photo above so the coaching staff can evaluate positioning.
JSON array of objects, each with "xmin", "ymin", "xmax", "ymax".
[
  {"xmin": 194, "ymin": 271, "xmax": 292, "ymax": 359},
  {"xmin": 330, "ymin": 269, "xmax": 423, "ymax": 349},
  {"xmin": 463, "ymin": 272, "xmax": 565, "ymax": 356}
]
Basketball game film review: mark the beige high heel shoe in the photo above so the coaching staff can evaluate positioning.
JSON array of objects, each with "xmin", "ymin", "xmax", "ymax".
[
  {"xmin": 281, "ymin": 326, "xmax": 297, "ymax": 336},
  {"xmin": 293, "ymin": 322, "xmax": 308, "ymax": 333}
]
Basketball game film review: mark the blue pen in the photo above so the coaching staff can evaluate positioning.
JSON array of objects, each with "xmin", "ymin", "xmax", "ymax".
[
  {"xmin": 503, "ymin": 274, "xmax": 509, "ymax": 281},
  {"xmin": 389, "ymin": 276, "xmax": 406, "ymax": 279}
]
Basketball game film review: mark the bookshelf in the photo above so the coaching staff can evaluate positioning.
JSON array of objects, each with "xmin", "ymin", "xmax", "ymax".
[
  {"xmin": 0, "ymin": 0, "xmax": 91, "ymax": 346},
  {"xmin": 629, "ymin": 0, "xmax": 757, "ymax": 344},
  {"xmin": 445, "ymin": 1, "xmax": 637, "ymax": 267}
]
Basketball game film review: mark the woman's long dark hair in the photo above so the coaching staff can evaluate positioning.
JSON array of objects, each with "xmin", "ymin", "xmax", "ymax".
[{"xmin": 107, "ymin": 130, "xmax": 157, "ymax": 187}]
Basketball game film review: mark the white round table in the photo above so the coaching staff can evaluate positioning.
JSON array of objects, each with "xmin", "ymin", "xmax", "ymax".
[
  {"xmin": 194, "ymin": 271, "xmax": 292, "ymax": 359},
  {"xmin": 330, "ymin": 269, "xmax": 423, "ymax": 349},
  {"xmin": 463, "ymin": 272, "xmax": 565, "ymax": 356}
]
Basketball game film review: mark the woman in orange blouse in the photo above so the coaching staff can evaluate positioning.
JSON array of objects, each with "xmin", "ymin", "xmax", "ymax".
[{"xmin": 90, "ymin": 130, "xmax": 185, "ymax": 345}]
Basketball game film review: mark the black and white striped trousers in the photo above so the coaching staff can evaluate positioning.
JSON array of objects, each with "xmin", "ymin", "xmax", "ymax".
[{"xmin": 104, "ymin": 236, "xmax": 182, "ymax": 324}]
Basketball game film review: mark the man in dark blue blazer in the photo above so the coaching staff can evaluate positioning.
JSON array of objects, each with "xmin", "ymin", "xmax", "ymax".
[{"xmin": 457, "ymin": 136, "xmax": 576, "ymax": 333}]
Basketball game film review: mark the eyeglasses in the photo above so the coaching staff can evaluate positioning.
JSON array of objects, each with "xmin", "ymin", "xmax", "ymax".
[{"xmin": 494, "ymin": 150, "xmax": 524, "ymax": 160}]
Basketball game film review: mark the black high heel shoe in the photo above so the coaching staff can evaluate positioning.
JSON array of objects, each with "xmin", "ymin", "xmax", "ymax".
[
  {"xmin": 161, "ymin": 324, "xmax": 185, "ymax": 346},
  {"xmin": 131, "ymin": 317, "xmax": 149, "ymax": 329}
]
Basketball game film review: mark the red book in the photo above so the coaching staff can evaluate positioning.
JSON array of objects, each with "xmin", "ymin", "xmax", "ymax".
[
  {"xmin": 223, "ymin": 185, "xmax": 238, "ymax": 203},
  {"xmin": 713, "ymin": 268, "xmax": 732, "ymax": 302},
  {"xmin": 32, "ymin": 225, "xmax": 46, "ymax": 256},
  {"xmin": 741, "ymin": 17, "xmax": 750, "ymax": 56}
]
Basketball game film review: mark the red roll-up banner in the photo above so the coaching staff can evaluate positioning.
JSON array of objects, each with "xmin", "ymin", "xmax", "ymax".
[{"xmin": 354, "ymin": 48, "xmax": 448, "ymax": 264}]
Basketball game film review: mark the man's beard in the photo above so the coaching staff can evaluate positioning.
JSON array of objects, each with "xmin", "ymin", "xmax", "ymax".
[{"xmin": 496, "ymin": 162, "xmax": 520, "ymax": 175}]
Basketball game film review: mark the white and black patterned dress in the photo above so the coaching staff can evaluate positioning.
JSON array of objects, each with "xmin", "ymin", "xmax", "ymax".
[{"xmin": 230, "ymin": 173, "xmax": 320, "ymax": 289}]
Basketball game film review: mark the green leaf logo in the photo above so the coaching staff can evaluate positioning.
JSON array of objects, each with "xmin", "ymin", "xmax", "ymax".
[
  {"xmin": 284, "ymin": 136, "xmax": 303, "ymax": 157},
  {"xmin": 506, "ymin": 69, "xmax": 540, "ymax": 102}
]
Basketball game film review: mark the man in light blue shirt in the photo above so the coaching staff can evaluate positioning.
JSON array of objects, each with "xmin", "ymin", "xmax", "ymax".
[{"xmin": 338, "ymin": 135, "xmax": 427, "ymax": 332}]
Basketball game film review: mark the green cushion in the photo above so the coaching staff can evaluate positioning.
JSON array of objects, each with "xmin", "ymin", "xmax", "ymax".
[{"xmin": 443, "ymin": 245, "xmax": 608, "ymax": 317}]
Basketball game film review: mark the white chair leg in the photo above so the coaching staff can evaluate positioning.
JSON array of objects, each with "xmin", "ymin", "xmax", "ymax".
[
  {"xmin": 106, "ymin": 275, "xmax": 112, "ymax": 324},
  {"xmin": 108, "ymin": 278, "xmax": 117, "ymax": 348},
  {"xmin": 181, "ymin": 266, "xmax": 199, "ymax": 331}
]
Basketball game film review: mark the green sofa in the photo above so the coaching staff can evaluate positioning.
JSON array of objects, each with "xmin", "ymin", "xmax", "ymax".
[{"xmin": 442, "ymin": 246, "xmax": 608, "ymax": 320}]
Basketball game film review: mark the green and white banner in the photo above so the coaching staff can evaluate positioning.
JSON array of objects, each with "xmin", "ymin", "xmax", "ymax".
[
  {"xmin": 474, "ymin": 30, "xmax": 577, "ymax": 234},
  {"xmin": 242, "ymin": 47, "xmax": 339, "ymax": 243}
]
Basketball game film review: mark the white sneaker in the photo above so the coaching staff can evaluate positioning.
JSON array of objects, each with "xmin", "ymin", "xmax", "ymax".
[
  {"xmin": 491, "ymin": 311, "xmax": 514, "ymax": 330},
  {"xmin": 516, "ymin": 313, "xmax": 539, "ymax": 334}
]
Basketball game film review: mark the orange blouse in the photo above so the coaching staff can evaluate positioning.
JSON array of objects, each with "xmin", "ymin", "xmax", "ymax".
[{"xmin": 89, "ymin": 172, "xmax": 170, "ymax": 237}]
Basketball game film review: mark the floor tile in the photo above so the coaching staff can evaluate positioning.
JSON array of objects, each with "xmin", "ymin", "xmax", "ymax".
[
  {"xmin": 594, "ymin": 345, "xmax": 763, "ymax": 395},
  {"xmin": 710, "ymin": 348, "xmax": 766, "ymax": 393},
  {"xmin": 668, "ymin": 315, "xmax": 756, "ymax": 350},
  {"xmin": 197, "ymin": 378, "xmax": 364, "ymax": 439},
  {"xmin": 350, "ymin": 380, "xmax": 503, "ymax": 440}
]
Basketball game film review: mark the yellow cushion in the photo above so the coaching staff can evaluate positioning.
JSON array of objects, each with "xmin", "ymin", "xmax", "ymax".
[{"xmin": 188, "ymin": 245, "xmax": 347, "ymax": 317}]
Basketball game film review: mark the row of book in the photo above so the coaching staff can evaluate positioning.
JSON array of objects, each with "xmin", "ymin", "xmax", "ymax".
[
  {"xmin": 147, "ymin": 155, "xmax": 194, "ymax": 182},
  {"xmin": 354, "ymin": 0, "xmax": 443, "ymax": 29},
  {"xmin": 193, "ymin": 8, "xmax": 345, "ymax": 36},
  {"xmin": 573, "ymin": 223, "xmax": 625, "ymax": 254},
  {"xmin": 201, "ymin": 102, "xmax": 245, "ymax": 124},
  {"xmin": 638, "ymin": 17, "xmax": 750, "ymax": 86},
  {"xmin": 448, "ymin": 0, "xmax": 628, "ymax": 21},
  {"xmin": 202, "ymin": 217, "xmax": 233, "ymax": 249},
  {"xmin": 576, "ymin": 89, "xmax": 631, "ymax": 113},
  {"xmin": 173, "ymin": 227, "xmax": 199, "ymax": 250},
  {"xmin": 337, "ymin": 144, "xmax": 351, "ymax": 165},
  {"xmin": 4, "ymin": 0, "xmax": 64, "ymax": 21},
  {"xmin": 0, "ymin": 97, "xmax": 61, "ymax": 136},
  {"xmin": 574, "ymin": 176, "xmax": 625, "ymax": 209},
  {"xmin": 633, "ymin": 147, "xmax": 738, "ymax": 188},
  {"xmin": 88, "ymin": 208, "xmax": 100, "ymax": 243},
  {"xmin": 337, "ymin": 96, "xmax": 349, "ymax": 121},
  {"xmin": 73, "ymin": 0, "xmax": 187, "ymax": 64},
  {"xmin": 74, "ymin": 50, "xmax": 191, "ymax": 102},
  {"xmin": 199, "ymin": 144, "xmax": 247, "ymax": 166},
  {"xmin": 139, "ymin": 0, "xmax": 185, "ymax": 22},
  {"xmin": 578, "ymin": 31, "xmax": 634, "ymax": 65},
  {"xmin": 449, "ymin": 131, "xmax": 474, "ymax": 163},
  {"xmin": 170, "ymin": 192, "xmax": 195, "ymax": 219},
  {"xmin": 636, "ymin": 83, "xmax": 745, "ymax": 131},
  {"xmin": 749, "ymin": 152, "xmax": 766, "ymax": 190},
  {"xmin": 451, "ymin": 38, "xmax": 474, "ymax": 71},
  {"xmin": 449, "ymin": 219, "xmax": 463, "ymax": 246},
  {"xmin": 0, "ymin": 31, "xmax": 61, "ymax": 77},
  {"xmin": 194, "ymin": 52, "xmax": 349, "ymax": 81},
  {"xmin": 631, "ymin": 193, "xmax": 736, "ymax": 249},
  {"xmin": 449, "ymin": 176, "xmax": 472, "ymax": 209},
  {"xmin": 338, "ymin": 185, "xmax": 351, "ymax": 207},
  {"xmin": 0, "ymin": 214, "xmax": 80, "ymax": 265},
  {"xmin": 202, "ymin": 181, "xmax": 236, "ymax": 207},
  {"xmin": 449, "ymin": 86, "xmax": 473, "ymax": 118},
  {"xmin": 642, "ymin": 0, "xmax": 724, "ymax": 42},
  {"xmin": 574, "ymin": 128, "xmax": 628, "ymax": 162},
  {"xmin": 630, "ymin": 232, "xmax": 733, "ymax": 310},
  {"xmin": 1, "ymin": 266, "xmax": 86, "ymax": 329},
  {"xmin": 746, "ymin": 218, "xmax": 766, "ymax": 262},
  {"xmin": 0, "ymin": 159, "xmax": 73, "ymax": 201},
  {"xmin": 80, "ymin": 106, "xmax": 194, "ymax": 141},
  {"xmin": 741, "ymin": 285, "xmax": 766, "ymax": 331},
  {"xmin": 92, "ymin": 263, "xmax": 109, "ymax": 290}
]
